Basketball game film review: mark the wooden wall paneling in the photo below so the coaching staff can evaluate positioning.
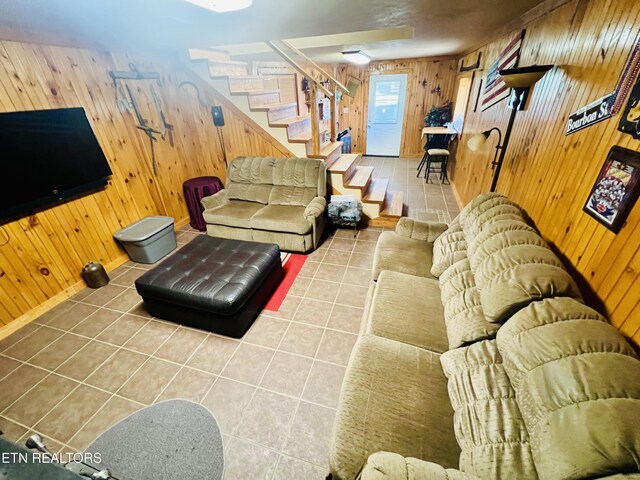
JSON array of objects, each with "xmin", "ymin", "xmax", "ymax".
[
  {"xmin": 452, "ymin": 0, "xmax": 640, "ymax": 344},
  {"xmin": 0, "ymin": 37, "xmax": 298, "ymax": 330},
  {"xmin": 335, "ymin": 57, "xmax": 458, "ymax": 156}
]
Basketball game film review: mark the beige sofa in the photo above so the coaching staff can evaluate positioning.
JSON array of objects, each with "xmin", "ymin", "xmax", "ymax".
[
  {"xmin": 329, "ymin": 192, "xmax": 640, "ymax": 480},
  {"xmin": 200, "ymin": 156, "xmax": 327, "ymax": 252}
]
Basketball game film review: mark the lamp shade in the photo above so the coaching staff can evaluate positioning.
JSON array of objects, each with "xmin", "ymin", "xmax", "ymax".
[
  {"xmin": 499, "ymin": 65, "xmax": 553, "ymax": 88},
  {"xmin": 467, "ymin": 132, "xmax": 489, "ymax": 152},
  {"xmin": 184, "ymin": 0, "xmax": 252, "ymax": 12},
  {"xmin": 342, "ymin": 50, "xmax": 371, "ymax": 65}
]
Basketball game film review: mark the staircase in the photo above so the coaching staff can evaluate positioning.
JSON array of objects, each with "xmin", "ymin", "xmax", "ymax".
[{"xmin": 187, "ymin": 47, "xmax": 404, "ymax": 227}]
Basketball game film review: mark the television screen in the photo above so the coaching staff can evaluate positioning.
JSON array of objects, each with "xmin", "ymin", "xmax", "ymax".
[{"xmin": 0, "ymin": 107, "xmax": 112, "ymax": 224}]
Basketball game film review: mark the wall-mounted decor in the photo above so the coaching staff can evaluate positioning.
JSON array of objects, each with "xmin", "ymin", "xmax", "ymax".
[
  {"xmin": 564, "ymin": 32, "xmax": 639, "ymax": 136},
  {"xmin": 565, "ymin": 92, "xmax": 614, "ymax": 135},
  {"xmin": 346, "ymin": 76, "xmax": 361, "ymax": 97},
  {"xmin": 618, "ymin": 73, "xmax": 640, "ymax": 139},
  {"xmin": 583, "ymin": 146, "xmax": 640, "ymax": 233},
  {"xmin": 460, "ymin": 52, "xmax": 482, "ymax": 72},
  {"xmin": 480, "ymin": 30, "xmax": 524, "ymax": 111},
  {"xmin": 109, "ymin": 63, "xmax": 174, "ymax": 175},
  {"xmin": 610, "ymin": 31, "xmax": 640, "ymax": 115}
]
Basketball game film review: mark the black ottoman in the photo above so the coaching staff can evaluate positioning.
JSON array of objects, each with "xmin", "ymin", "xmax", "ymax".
[{"xmin": 135, "ymin": 236, "xmax": 283, "ymax": 338}]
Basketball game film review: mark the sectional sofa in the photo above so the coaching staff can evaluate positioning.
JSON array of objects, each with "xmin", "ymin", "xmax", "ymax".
[
  {"xmin": 200, "ymin": 156, "xmax": 327, "ymax": 252},
  {"xmin": 329, "ymin": 192, "xmax": 640, "ymax": 480}
]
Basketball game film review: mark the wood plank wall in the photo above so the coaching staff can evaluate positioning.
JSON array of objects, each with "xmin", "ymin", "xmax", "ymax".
[
  {"xmin": 333, "ymin": 57, "xmax": 458, "ymax": 156},
  {"xmin": 451, "ymin": 0, "xmax": 640, "ymax": 344},
  {"xmin": 0, "ymin": 40, "xmax": 291, "ymax": 329}
]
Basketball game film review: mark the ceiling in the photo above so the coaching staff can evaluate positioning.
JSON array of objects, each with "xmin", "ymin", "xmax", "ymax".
[{"xmin": 0, "ymin": 0, "xmax": 546, "ymax": 62}]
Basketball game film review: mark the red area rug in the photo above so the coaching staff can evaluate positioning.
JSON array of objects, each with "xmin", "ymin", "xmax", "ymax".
[{"xmin": 263, "ymin": 253, "xmax": 307, "ymax": 312}]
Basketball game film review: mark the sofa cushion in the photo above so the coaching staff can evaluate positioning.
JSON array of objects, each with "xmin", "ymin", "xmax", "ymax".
[
  {"xmin": 440, "ymin": 340, "xmax": 537, "ymax": 479},
  {"xmin": 360, "ymin": 452, "xmax": 478, "ymax": 480},
  {"xmin": 366, "ymin": 271, "xmax": 448, "ymax": 353},
  {"xmin": 468, "ymin": 221, "xmax": 582, "ymax": 323},
  {"xmin": 249, "ymin": 205, "xmax": 311, "ymax": 235},
  {"xmin": 466, "ymin": 219, "xmax": 536, "ymax": 263},
  {"xmin": 496, "ymin": 298, "xmax": 640, "ymax": 480},
  {"xmin": 269, "ymin": 157, "xmax": 325, "ymax": 206},
  {"xmin": 372, "ymin": 231, "xmax": 435, "ymax": 281},
  {"xmin": 329, "ymin": 336, "xmax": 459, "ymax": 480},
  {"xmin": 439, "ymin": 259, "xmax": 500, "ymax": 349},
  {"xmin": 202, "ymin": 201, "xmax": 264, "ymax": 228},
  {"xmin": 458, "ymin": 193, "xmax": 524, "ymax": 240},
  {"xmin": 226, "ymin": 156, "xmax": 275, "ymax": 204},
  {"xmin": 431, "ymin": 217, "xmax": 468, "ymax": 278}
]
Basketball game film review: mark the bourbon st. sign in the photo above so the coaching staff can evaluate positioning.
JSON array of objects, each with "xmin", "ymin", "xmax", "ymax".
[{"xmin": 565, "ymin": 92, "xmax": 614, "ymax": 135}]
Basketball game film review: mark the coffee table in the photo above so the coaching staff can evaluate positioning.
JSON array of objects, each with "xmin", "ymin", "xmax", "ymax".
[{"xmin": 135, "ymin": 236, "xmax": 283, "ymax": 337}]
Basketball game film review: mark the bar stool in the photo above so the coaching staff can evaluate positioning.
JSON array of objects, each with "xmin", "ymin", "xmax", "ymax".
[
  {"xmin": 417, "ymin": 134, "xmax": 452, "ymax": 183},
  {"xmin": 425, "ymin": 148, "xmax": 450, "ymax": 184}
]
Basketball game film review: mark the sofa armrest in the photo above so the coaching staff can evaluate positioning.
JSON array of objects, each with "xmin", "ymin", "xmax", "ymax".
[
  {"xmin": 395, "ymin": 218, "xmax": 448, "ymax": 242},
  {"xmin": 200, "ymin": 189, "xmax": 228, "ymax": 211},
  {"xmin": 304, "ymin": 196, "xmax": 327, "ymax": 222},
  {"xmin": 358, "ymin": 452, "xmax": 477, "ymax": 480}
]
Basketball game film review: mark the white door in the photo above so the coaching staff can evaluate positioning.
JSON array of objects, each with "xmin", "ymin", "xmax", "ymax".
[{"xmin": 366, "ymin": 73, "xmax": 408, "ymax": 156}]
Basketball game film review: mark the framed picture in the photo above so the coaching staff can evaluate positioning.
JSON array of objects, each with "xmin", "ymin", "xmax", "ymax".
[{"xmin": 583, "ymin": 146, "xmax": 640, "ymax": 233}]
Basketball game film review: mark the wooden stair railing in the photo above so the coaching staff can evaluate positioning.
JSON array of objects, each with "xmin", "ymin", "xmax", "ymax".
[
  {"xmin": 279, "ymin": 40, "xmax": 350, "ymax": 142},
  {"xmin": 267, "ymin": 40, "xmax": 342, "ymax": 156}
]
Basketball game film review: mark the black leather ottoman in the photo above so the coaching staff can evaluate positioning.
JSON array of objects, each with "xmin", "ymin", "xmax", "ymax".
[{"xmin": 135, "ymin": 236, "xmax": 283, "ymax": 338}]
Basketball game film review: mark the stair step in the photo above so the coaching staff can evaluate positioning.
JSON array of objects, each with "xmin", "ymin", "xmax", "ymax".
[
  {"xmin": 210, "ymin": 59, "xmax": 249, "ymax": 67},
  {"xmin": 270, "ymin": 116, "xmax": 309, "ymax": 128},
  {"xmin": 346, "ymin": 166, "xmax": 374, "ymax": 191},
  {"xmin": 380, "ymin": 191, "xmax": 404, "ymax": 217},
  {"xmin": 251, "ymin": 102, "xmax": 297, "ymax": 112},
  {"xmin": 209, "ymin": 62, "xmax": 249, "ymax": 77},
  {"xmin": 328, "ymin": 153, "xmax": 360, "ymax": 174},
  {"xmin": 309, "ymin": 141, "xmax": 343, "ymax": 159},
  {"xmin": 289, "ymin": 131, "xmax": 312, "ymax": 143},
  {"xmin": 363, "ymin": 178, "xmax": 389, "ymax": 204},
  {"xmin": 188, "ymin": 48, "xmax": 231, "ymax": 63},
  {"xmin": 228, "ymin": 77, "xmax": 265, "ymax": 93},
  {"xmin": 246, "ymin": 89, "xmax": 281, "ymax": 97}
]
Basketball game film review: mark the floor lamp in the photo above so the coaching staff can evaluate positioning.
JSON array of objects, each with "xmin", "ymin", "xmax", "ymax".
[{"xmin": 467, "ymin": 65, "xmax": 554, "ymax": 192}]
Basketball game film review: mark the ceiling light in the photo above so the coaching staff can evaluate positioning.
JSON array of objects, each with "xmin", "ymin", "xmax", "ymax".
[
  {"xmin": 342, "ymin": 50, "xmax": 371, "ymax": 65},
  {"xmin": 184, "ymin": 0, "xmax": 253, "ymax": 13}
]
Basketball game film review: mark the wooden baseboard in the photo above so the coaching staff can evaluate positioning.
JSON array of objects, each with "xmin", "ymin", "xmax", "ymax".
[
  {"xmin": 450, "ymin": 180, "xmax": 464, "ymax": 209},
  {"xmin": 1, "ymin": 218, "xmax": 198, "ymax": 339},
  {"xmin": 0, "ymin": 253, "xmax": 130, "ymax": 341},
  {"xmin": 174, "ymin": 216, "xmax": 190, "ymax": 230}
]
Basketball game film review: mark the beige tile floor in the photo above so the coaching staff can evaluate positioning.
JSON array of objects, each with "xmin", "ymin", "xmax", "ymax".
[{"xmin": 0, "ymin": 156, "xmax": 459, "ymax": 479}]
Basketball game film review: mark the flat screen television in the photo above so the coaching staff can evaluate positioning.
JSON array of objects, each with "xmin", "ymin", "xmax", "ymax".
[{"xmin": 0, "ymin": 107, "xmax": 113, "ymax": 224}]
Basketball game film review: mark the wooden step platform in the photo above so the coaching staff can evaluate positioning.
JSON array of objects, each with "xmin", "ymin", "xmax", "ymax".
[
  {"xmin": 288, "ymin": 131, "xmax": 312, "ymax": 143},
  {"xmin": 346, "ymin": 166, "xmax": 374, "ymax": 191},
  {"xmin": 246, "ymin": 89, "xmax": 280, "ymax": 97},
  {"xmin": 309, "ymin": 141, "xmax": 342, "ymax": 159},
  {"xmin": 328, "ymin": 154, "xmax": 360, "ymax": 174},
  {"xmin": 380, "ymin": 191, "xmax": 404, "ymax": 217},
  {"xmin": 250, "ymin": 102, "xmax": 297, "ymax": 112},
  {"xmin": 363, "ymin": 178, "xmax": 389, "ymax": 204},
  {"xmin": 188, "ymin": 48, "xmax": 232, "ymax": 63},
  {"xmin": 269, "ymin": 116, "xmax": 309, "ymax": 127},
  {"xmin": 208, "ymin": 59, "xmax": 249, "ymax": 77}
]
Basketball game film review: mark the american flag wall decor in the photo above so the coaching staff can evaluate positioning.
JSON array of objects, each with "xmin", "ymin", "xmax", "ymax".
[{"xmin": 480, "ymin": 30, "xmax": 525, "ymax": 111}]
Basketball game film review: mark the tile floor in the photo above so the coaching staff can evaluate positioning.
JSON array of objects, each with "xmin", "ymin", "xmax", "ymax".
[{"xmin": 0, "ymin": 156, "xmax": 459, "ymax": 479}]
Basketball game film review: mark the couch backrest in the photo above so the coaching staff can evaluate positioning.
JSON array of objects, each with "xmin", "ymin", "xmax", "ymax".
[
  {"xmin": 226, "ymin": 156, "xmax": 326, "ymax": 206},
  {"xmin": 434, "ymin": 193, "xmax": 583, "ymax": 348},
  {"xmin": 270, "ymin": 157, "xmax": 326, "ymax": 205},
  {"xmin": 496, "ymin": 297, "xmax": 640, "ymax": 480}
]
